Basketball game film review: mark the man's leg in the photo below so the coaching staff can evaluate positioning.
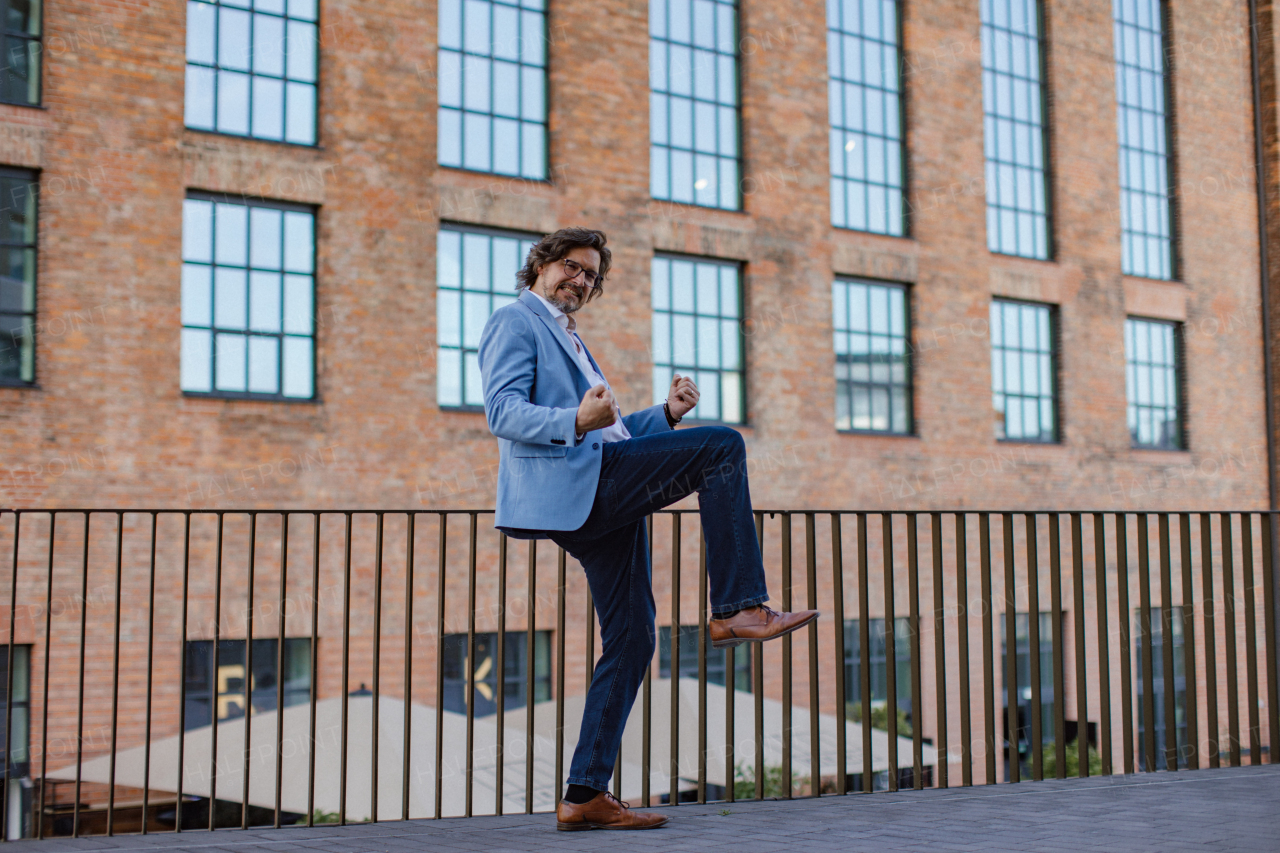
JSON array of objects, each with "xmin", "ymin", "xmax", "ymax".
[
  {"xmin": 549, "ymin": 520, "xmax": 656, "ymax": 793},
  {"xmin": 574, "ymin": 426, "xmax": 769, "ymax": 615}
]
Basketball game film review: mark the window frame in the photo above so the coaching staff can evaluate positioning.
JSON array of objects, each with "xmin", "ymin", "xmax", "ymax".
[
  {"xmin": 0, "ymin": 0, "xmax": 42, "ymax": 108},
  {"xmin": 648, "ymin": 0, "xmax": 744, "ymax": 211},
  {"xmin": 833, "ymin": 277, "xmax": 914, "ymax": 436},
  {"xmin": 181, "ymin": 638, "xmax": 313, "ymax": 731},
  {"xmin": 1124, "ymin": 314, "xmax": 1185, "ymax": 451},
  {"xmin": 436, "ymin": 0, "xmax": 551, "ymax": 181},
  {"xmin": 980, "ymin": 0, "xmax": 1054, "ymax": 261},
  {"xmin": 183, "ymin": 0, "xmax": 322, "ymax": 147},
  {"xmin": 989, "ymin": 297, "xmax": 1061, "ymax": 444},
  {"xmin": 650, "ymin": 251, "xmax": 746, "ymax": 426},
  {"xmin": 440, "ymin": 630, "xmax": 553, "ymax": 717},
  {"xmin": 435, "ymin": 221, "xmax": 539, "ymax": 413},
  {"xmin": 1113, "ymin": 0, "xmax": 1177, "ymax": 281},
  {"xmin": 827, "ymin": 0, "xmax": 908, "ymax": 237},
  {"xmin": 0, "ymin": 167, "xmax": 38, "ymax": 389},
  {"xmin": 180, "ymin": 190, "xmax": 320, "ymax": 403}
]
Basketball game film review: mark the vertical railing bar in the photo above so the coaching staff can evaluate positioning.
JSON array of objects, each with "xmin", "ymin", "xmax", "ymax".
[
  {"xmin": 72, "ymin": 513, "xmax": 90, "ymax": 838},
  {"xmin": 465, "ymin": 513, "xmax": 478, "ymax": 817},
  {"xmin": 1137, "ymin": 514, "xmax": 1156, "ymax": 773},
  {"xmin": 1159, "ymin": 515, "xmax": 1178, "ymax": 771},
  {"xmin": 1179, "ymin": 513, "xmax": 1198, "ymax": 770},
  {"xmin": 554, "ymin": 547, "xmax": 566, "ymax": 808},
  {"xmin": 496, "ymin": 532, "xmax": 507, "ymax": 815},
  {"xmin": 37, "ymin": 512, "xmax": 56, "ymax": 840},
  {"xmin": 670, "ymin": 513, "xmax": 680, "ymax": 808},
  {"xmin": 525, "ymin": 537, "xmax": 536, "ymax": 815},
  {"xmin": 339, "ymin": 512, "xmax": 353, "ymax": 825},
  {"xmin": 907, "ymin": 514, "xmax": 922, "ymax": 790},
  {"xmin": 1071, "ymin": 514, "xmax": 1088, "ymax": 778},
  {"xmin": 403, "ymin": 513, "xmax": 416, "ymax": 821},
  {"xmin": 1242, "ymin": 514, "xmax": 1260, "ymax": 766},
  {"xmin": 175, "ymin": 514, "xmax": 193, "ymax": 833},
  {"xmin": 372, "ymin": 512, "xmax": 385, "ymax": 823},
  {"xmin": 1221, "ymin": 513, "xmax": 1241, "ymax": 768},
  {"xmin": 1048, "ymin": 514, "xmax": 1065, "ymax": 779},
  {"xmin": 979, "ymin": 513, "xmax": 995, "ymax": 786},
  {"xmin": 932, "ymin": 513, "xmax": 947, "ymax": 789},
  {"xmin": 107, "ymin": 512, "xmax": 124, "ymax": 836},
  {"xmin": 883, "ymin": 514, "xmax": 898, "ymax": 793},
  {"xmin": 644, "ymin": 519, "xmax": 657, "ymax": 806},
  {"xmin": 697, "ymin": 526, "xmax": 707, "ymax": 804},
  {"xmin": 274, "ymin": 514, "xmax": 290, "ymax": 828},
  {"xmin": 434, "ymin": 515, "xmax": 448, "ymax": 819},
  {"xmin": 307, "ymin": 513, "xmax": 321, "ymax": 825},
  {"xmin": 241, "ymin": 513, "xmax": 258, "ymax": 830},
  {"xmin": 1026, "ymin": 514, "xmax": 1042, "ymax": 782},
  {"xmin": 831, "ymin": 513, "xmax": 847, "ymax": 795},
  {"xmin": 1, "ymin": 511, "xmax": 18, "ymax": 842},
  {"xmin": 1002, "ymin": 514, "xmax": 1019, "ymax": 785},
  {"xmin": 858, "ymin": 513, "xmax": 871, "ymax": 792},
  {"xmin": 142, "ymin": 513, "xmax": 158, "ymax": 834},
  {"xmin": 1260, "ymin": 513, "xmax": 1280, "ymax": 766},
  {"xmin": 805, "ymin": 513, "xmax": 820, "ymax": 798},
  {"xmin": 1093, "ymin": 514, "xmax": 1112, "ymax": 777},
  {"xmin": 724, "ymin": 642, "xmax": 734, "ymax": 803},
  {"xmin": 753, "ymin": 512, "xmax": 764, "ymax": 800},
  {"xmin": 956, "ymin": 514, "xmax": 971, "ymax": 787},
  {"xmin": 781, "ymin": 513, "xmax": 793, "ymax": 799},
  {"xmin": 1116, "ymin": 514, "xmax": 1134, "ymax": 775},
  {"xmin": 1200, "ymin": 513, "xmax": 1219, "ymax": 769},
  {"xmin": 208, "ymin": 513, "xmax": 226, "ymax": 831}
]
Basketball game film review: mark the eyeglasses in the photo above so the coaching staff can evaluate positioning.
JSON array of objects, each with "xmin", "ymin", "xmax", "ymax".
[{"xmin": 561, "ymin": 258, "xmax": 603, "ymax": 289}]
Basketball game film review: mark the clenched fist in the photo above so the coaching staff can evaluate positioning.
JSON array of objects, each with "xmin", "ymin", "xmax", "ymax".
[
  {"xmin": 576, "ymin": 384, "xmax": 620, "ymax": 435},
  {"xmin": 667, "ymin": 373, "xmax": 699, "ymax": 419}
]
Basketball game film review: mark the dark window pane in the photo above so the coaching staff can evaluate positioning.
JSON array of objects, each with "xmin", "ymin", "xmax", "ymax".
[
  {"xmin": 658, "ymin": 624, "xmax": 751, "ymax": 691},
  {"xmin": 182, "ymin": 638, "xmax": 312, "ymax": 730},
  {"xmin": 441, "ymin": 631, "xmax": 553, "ymax": 717}
]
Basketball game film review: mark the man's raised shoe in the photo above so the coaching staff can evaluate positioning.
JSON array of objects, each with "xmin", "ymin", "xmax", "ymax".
[
  {"xmin": 709, "ymin": 604, "xmax": 819, "ymax": 649},
  {"xmin": 555, "ymin": 791, "xmax": 669, "ymax": 831}
]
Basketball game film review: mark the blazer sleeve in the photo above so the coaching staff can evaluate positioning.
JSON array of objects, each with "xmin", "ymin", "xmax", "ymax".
[
  {"xmin": 479, "ymin": 306, "xmax": 581, "ymax": 446},
  {"xmin": 622, "ymin": 404, "xmax": 673, "ymax": 437}
]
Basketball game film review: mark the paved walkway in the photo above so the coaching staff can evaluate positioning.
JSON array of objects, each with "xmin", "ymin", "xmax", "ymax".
[{"xmin": 13, "ymin": 766, "xmax": 1280, "ymax": 852}]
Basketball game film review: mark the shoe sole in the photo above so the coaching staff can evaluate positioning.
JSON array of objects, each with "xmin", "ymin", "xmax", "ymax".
[
  {"xmin": 711, "ymin": 611, "xmax": 820, "ymax": 650},
  {"xmin": 556, "ymin": 818, "xmax": 670, "ymax": 831}
]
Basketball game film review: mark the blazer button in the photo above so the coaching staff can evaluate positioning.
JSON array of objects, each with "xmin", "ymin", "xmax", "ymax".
[{"xmin": 592, "ymin": 442, "xmax": 600, "ymax": 450}]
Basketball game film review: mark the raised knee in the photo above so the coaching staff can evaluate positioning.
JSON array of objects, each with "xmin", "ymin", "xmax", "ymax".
[{"xmin": 711, "ymin": 425, "xmax": 745, "ymax": 453}]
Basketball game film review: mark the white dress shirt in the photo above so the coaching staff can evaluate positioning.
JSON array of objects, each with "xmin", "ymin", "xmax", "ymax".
[{"xmin": 529, "ymin": 289, "xmax": 633, "ymax": 443}]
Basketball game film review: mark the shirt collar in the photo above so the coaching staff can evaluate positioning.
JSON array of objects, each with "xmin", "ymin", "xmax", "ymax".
[{"xmin": 528, "ymin": 287, "xmax": 578, "ymax": 334}]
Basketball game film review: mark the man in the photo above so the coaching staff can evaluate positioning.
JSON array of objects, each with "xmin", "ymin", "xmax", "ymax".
[{"xmin": 478, "ymin": 227, "xmax": 818, "ymax": 832}]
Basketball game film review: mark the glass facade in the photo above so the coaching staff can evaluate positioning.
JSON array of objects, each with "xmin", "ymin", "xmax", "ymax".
[
  {"xmin": 651, "ymin": 255, "xmax": 743, "ymax": 423},
  {"xmin": 1001, "ymin": 612, "xmax": 1055, "ymax": 779},
  {"xmin": 0, "ymin": 0, "xmax": 40, "ymax": 106},
  {"xmin": 180, "ymin": 195, "xmax": 316, "ymax": 399},
  {"xmin": 441, "ymin": 631, "xmax": 552, "ymax": 716},
  {"xmin": 436, "ymin": 226, "xmax": 533, "ymax": 408},
  {"xmin": 843, "ymin": 617, "xmax": 914, "ymax": 727},
  {"xmin": 185, "ymin": 0, "xmax": 319, "ymax": 144},
  {"xmin": 1135, "ymin": 606, "xmax": 1188, "ymax": 769},
  {"xmin": 833, "ymin": 278, "xmax": 910, "ymax": 433},
  {"xmin": 990, "ymin": 299, "xmax": 1056, "ymax": 442},
  {"xmin": 0, "ymin": 169, "xmax": 36, "ymax": 385},
  {"xmin": 981, "ymin": 0, "xmax": 1049, "ymax": 259},
  {"xmin": 1114, "ymin": 0, "xmax": 1173, "ymax": 279},
  {"xmin": 1124, "ymin": 316, "xmax": 1181, "ymax": 449},
  {"xmin": 438, "ymin": 0, "xmax": 547, "ymax": 179},
  {"xmin": 649, "ymin": 0, "xmax": 740, "ymax": 209},
  {"xmin": 659, "ymin": 624, "xmax": 752, "ymax": 691},
  {"xmin": 183, "ymin": 638, "xmax": 311, "ymax": 730},
  {"xmin": 827, "ymin": 0, "xmax": 904, "ymax": 235}
]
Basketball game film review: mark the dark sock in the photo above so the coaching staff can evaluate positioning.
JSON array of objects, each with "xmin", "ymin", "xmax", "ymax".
[
  {"xmin": 563, "ymin": 784, "xmax": 601, "ymax": 805},
  {"xmin": 715, "ymin": 608, "xmax": 741, "ymax": 620}
]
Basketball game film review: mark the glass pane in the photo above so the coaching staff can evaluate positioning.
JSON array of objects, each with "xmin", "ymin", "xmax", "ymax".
[
  {"xmin": 187, "ymin": 1, "xmax": 217, "ymax": 64},
  {"xmin": 284, "ymin": 81, "xmax": 316, "ymax": 144},
  {"xmin": 283, "ymin": 211, "xmax": 314, "ymax": 272},
  {"xmin": 183, "ymin": 199, "xmax": 214, "ymax": 262},
  {"xmin": 249, "ymin": 271, "xmax": 282, "ymax": 332},
  {"xmin": 185, "ymin": 65, "xmax": 216, "ymax": 128},
  {"xmin": 253, "ymin": 13, "xmax": 285, "ymax": 75},
  {"xmin": 437, "ymin": 348, "xmax": 462, "ymax": 406},
  {"xmin": 283, "ymin": 274, "xmax": 313, "ymax": 334},
  {"xmin": 217, "ymin": 70, "xmax": 251, "ymax": 134},
  {"xmin": 248, "ymin": 335, "xmax": 280, "ymax": 393},
  {"xmin": 282, "ymin": 335, "xmax": 313, "ymax": 397},
  {"xmin": 214, "ymin": 267, "xmax": 248, "ymax": 328},
  {"xmin": 182, "ymin": 264, "xmax": 213, "ymax": 327},
  {"xmin": 251, "ymin": 75, "xmax": 285, "ymax": 139},
  {"xmin": 249, "ymin": 207, "xmax": 283, "ymax": 269},
  {"xmin": 287, "ymin": 20, "xmax": 317, "ymax": 82},
  {"xmin": 215, "ymin": 332, "xmax": 248, "ymax": 390},
  {"xmin": 180, "ymin": 328, "xmax": 213, "ymax": 391}
]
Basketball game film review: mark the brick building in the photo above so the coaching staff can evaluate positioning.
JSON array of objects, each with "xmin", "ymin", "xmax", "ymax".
[{"xmin": 0, "ymin": 0, "xmax": 1274, "ymax": 836}]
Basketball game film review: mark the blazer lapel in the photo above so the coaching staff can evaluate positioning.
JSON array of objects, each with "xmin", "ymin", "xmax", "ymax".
[{"xmin": 518, "ymin": 288, "xmax": 591, "ymax": 385}]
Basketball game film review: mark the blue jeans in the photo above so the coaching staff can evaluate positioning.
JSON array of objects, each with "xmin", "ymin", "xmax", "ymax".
[{"xmin": 544, "ymin": 426, "xmax": 770, "ymax": 791}]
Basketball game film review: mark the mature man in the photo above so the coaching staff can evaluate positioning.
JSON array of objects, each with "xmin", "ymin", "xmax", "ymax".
[{"xmin": 478, "ymin": 227, "xmax": 818, "ymax": 831}]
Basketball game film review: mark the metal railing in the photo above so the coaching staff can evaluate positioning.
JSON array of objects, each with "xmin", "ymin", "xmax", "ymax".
[{"xmin": 0, "ymin": 509, "xmax": 1276, "ymax": 838}]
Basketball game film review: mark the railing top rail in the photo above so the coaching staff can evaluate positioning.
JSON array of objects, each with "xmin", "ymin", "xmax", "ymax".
[{"xmin": 2, "ymin": 507, "xmax": 1277, "ymax": 516}]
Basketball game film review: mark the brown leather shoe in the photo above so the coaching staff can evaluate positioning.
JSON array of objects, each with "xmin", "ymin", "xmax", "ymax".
[
  {"xmin": 709, "ymin": 604, "xmax": 820, "ymax": 649},
  {"xmin": 556, "ymin": 791, "xmax": 669, "ymax": 831}
]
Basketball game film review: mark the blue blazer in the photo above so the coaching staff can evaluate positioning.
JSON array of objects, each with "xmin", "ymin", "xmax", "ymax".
[{"xmin": 478, "ymin": 288, "xmax": 671, "ymax": 536}]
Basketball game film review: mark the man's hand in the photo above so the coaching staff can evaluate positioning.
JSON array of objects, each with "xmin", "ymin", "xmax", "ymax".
[
  {"xmin": 668, "ymin": 373, "xmax": 699, "ymax": 419},
  {"xmin": 576, "ymin": 384, "xmax": 619, "ymax": 434}
]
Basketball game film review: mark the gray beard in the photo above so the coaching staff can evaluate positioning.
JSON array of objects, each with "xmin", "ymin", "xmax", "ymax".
[{"xmin": 541, "ymin": 285, "xmax": 582, "ymax": 314}]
